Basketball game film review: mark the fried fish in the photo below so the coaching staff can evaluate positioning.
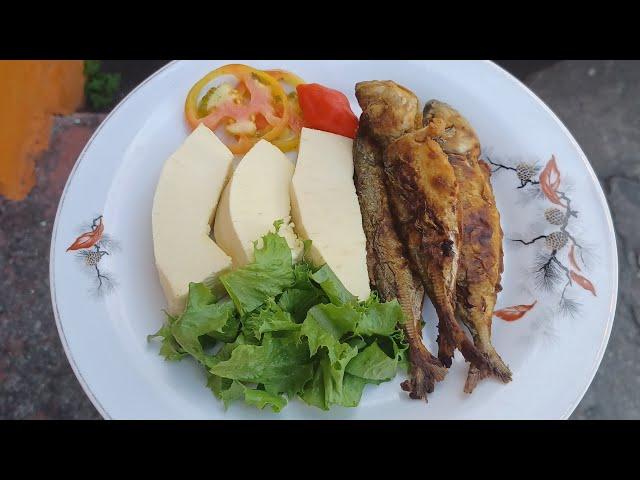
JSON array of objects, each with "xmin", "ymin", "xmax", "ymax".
[
  {"xmin": 354, "ymin": 81, "xmax": 446, "ymax": 400},
  {"xmin": 423, "ymin": 100, "xmax": 512, "ymax": 391},
  {"xmin": 382, "ymin": 124, "xmax": 489, "ymax": 370}
]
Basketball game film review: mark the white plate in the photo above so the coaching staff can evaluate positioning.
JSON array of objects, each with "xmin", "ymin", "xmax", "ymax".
[{"xmin": 50, "ymin": 60, "xmax": 618, "ymax": 419}]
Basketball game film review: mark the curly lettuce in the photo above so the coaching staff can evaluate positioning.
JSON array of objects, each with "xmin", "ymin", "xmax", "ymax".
[{"xmin": 149, "ymin": 223, "xmax": 408, "ymax": 413}]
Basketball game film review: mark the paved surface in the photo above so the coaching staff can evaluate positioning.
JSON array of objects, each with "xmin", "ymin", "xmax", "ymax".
[
  {"xmin": 0, "ymin": 60, "xmax": 638, "ymax": 419},
  {"xmin": 0, "ymin": 114, "xmax": 104, "ymax": 419}
]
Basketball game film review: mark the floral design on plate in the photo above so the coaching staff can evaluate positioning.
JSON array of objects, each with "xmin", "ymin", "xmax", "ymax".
[
  {"xmin": 488, "ymin": 154, "xmax": 597, "ymax": 324},
  {"xmin": 67, "ymin": 215, "xmax": 118, "ymax": 295}
]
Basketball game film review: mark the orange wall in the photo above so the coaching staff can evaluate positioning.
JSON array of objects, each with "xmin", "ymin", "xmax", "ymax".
[{"xmin": 0, "ymin": 60, "xmax": 85, "ymax": 201}]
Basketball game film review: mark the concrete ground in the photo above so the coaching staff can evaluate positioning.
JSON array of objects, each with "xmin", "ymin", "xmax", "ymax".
[{"xmin": 0, "ymin": 60, "xmax": 637, "ymax": 419}]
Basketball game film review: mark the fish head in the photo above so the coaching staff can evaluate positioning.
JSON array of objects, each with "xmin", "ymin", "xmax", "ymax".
[
  {"xmin": 423, "ymin": 100, "xmax": 480, "ymax": 158},
  {"xmin": 355, "ymin": 80, "xmax": 421, "ymax": 146}
]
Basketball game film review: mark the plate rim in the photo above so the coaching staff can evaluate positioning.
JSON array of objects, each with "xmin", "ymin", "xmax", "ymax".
[{"xmin": 49, "ymin": 60, "xmax": 618, "ymax": 420}]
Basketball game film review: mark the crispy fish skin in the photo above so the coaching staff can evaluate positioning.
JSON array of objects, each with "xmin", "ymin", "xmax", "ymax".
[
  {"xmin": 354, "ymin": 81, "xmax": 446, "ymax": 399},
  {"xmin": 353, "ymin": 133, "xmax": 446, "ymax": 399},
  {"xmin": 383, "ymin": 127, "xmax": 489, "ymax": 370},
  {"xmin": 423, "ymin": 100, "xmax": 512, "ymax": 391}
]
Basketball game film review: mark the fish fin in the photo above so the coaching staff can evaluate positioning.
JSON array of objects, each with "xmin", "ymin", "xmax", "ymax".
[
  {"xmin": 437, "ymin": 311, "xmax": 480, "ymax": 369},
  {"xmin": 436, "ymin": 328, "xmax": 456, "ymax": 368},
  {"xmin": 463, "ymin": 348, "xmax": 512, "ymax": 393},
  {"xmin": 464, "ymin": 366, "xmax": 490, "ymax": 393},
  {"xmin": 401, "ymin": 342, "xmax": 447, "ymax": 401}
]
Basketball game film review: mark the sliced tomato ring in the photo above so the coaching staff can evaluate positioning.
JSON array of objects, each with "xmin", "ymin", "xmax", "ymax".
[
  {"xmin": 264, "ymin": 69, "xmax": 305, "ymax": 88},
  {"xmin": 185, "ymin": 64, "xmax": 289, "ymax": 154},
  {"xmin": 271, "ymin": 94, "xmax": 303, "ymax": 151},
  {"xmin": 264, "ymin": 70, "xmax": 306, "ymax": 152}
]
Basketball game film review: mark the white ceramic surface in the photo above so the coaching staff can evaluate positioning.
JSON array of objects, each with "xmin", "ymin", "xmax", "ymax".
[{"xmin": 50, "ymin": 60, "xmax": 618, "ymax": 419}]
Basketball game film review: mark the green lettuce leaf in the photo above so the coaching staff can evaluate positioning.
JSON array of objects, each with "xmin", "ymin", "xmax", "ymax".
[
  {"xmin": 340, "ymin": 373, "xmax": 368, "ymax": 407},
  {"xmin": 207, "ymin": 313, "xmax": 240, "ymax": 343},
  {"xmin": 278, "ymin": 288, "xmax": 326, "ymax": 323},
  {"xmin": 345, "ymin": 341, "xmax": 400, "ymax": 382},
  {"xmin": 390, "ymin": 329, "xmax": 409, "ymax": 372},
  {"xmin": 215, "ymin": 379, "xmax": 245, "ymax": 409},
  {"xmin": 300, "ymin": 355, "xmax": 366, "ymax": 410},
  {"xmin": 300, "ymin": 303, "xmax": 360, "ymax": 356},
  {"xmin": 243, "ymin": 388, "xmax": 287, "ymax": 412},
  {"xmin": 310, "ymin": 264, "xmax": 357, "ymax": 306},
  {"xmin": 208, "ymin": 376, "xmax": 287, "ymax": 412},
  {"xmin": 300, "ymin": 299, "xmax": 409, "ymax": 409},
  {"xmin": 147, "ymin": 313, "xmax": 187, "ymax": 361},
  {"xmin": 299, "ymin": 303, "xmax": 361, "ymax": 408},
  {"xmin": 206, "ymin": 334, "xmax": 251, "ymax": 397},
  {"xmin": 170, "ymin": 283, "xmax": 237, "ymax": 365},
  {"xmin": 242, "ymin": 298, "xmax": 300, "ymax": 340},
  {"xmin": 321, "ymin": 346, "xmax": 358, "ymax": 405},
  {"xmin": 346, "ymin": 336, "xmax": 368, "ymax": 351},
  {"xmin": 300, "ymin": 360, "xmax": 328, "ymax": 410},
  {"xmin": 220, "ymin": 231, "xmax": 294, "ymax": 315},
  {"xmin": 210, "ymin": 332, "xmax": 313, "ymax": 397},
  {"xmin": 278, "ymin": 261, "xmax": 327, "ymax": 322},
  {"xmin": 292, "ymin": 260, "xmax": 315, "ymax": 287},
  {"xmin": 356, "ymin": 298, "xmax": 403, "ymax": 337}
]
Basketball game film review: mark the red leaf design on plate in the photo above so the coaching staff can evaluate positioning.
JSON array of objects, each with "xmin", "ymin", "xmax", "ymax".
[
  {"xmin": 67, "ymin": 217, "xmax": 104, "ymax": 251},
  {"xmin": 570, "ymin": 270, "xmax": 596, "ymax": 296},
  {"xmin": 494, "ymin": 301, "xmax": 537, "ymax": 321},
  {"xmin": 539, "ymin": 156, "xmax": 564, "ymax": 206},
  {"xmin": 568, "ymin": 244, "xmax": 582, "ymax": 272}
]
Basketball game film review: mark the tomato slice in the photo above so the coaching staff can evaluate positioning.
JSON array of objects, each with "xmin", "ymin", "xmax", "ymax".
[
  {"xmin": 264, "ymin": 69, "xmax": 305, "ymax": 152},
  {"xmin": 265, "ymin": 69, "xmax": 305, "ymax": 88},
  {"xmin": 185, "ymin": 64, "xmax": 289, "ymax": 154}
]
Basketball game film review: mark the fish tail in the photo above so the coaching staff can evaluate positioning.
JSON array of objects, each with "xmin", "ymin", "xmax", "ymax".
[
  {"xmin": 446, "ymin": 309, "xmax": 497, "ymax": 374},
  {"xmin": 430, "ymin": 282, "xmax": 458, "ymax": 367},
  {"xmin": 461, "ymin": 320, "xmax": 512, "ymax": 392},
  {"xmin": 436, "ymin": 326, "xmax": 456, "ymax": 368},
  {"xmin": 463, "ymin": 347, "xmax": 512, "ymax": 393},
  {"xmin": 464, "ymin": 365, "xmax": 490, "ymax": 393},
  {"xmin": 462, "ymin": 343, "xmax": 512, "ymax": 393},
  {"xmin": 401, "ymin": 337, "xmax": 448, "ymax": 401},
  {"xmin": 458, "ymin": 335, "xmax": 492, "ymax": 371},
  {"xmin": 400, "ymin": 305, "xmax": 447, "ymax": 400}
]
